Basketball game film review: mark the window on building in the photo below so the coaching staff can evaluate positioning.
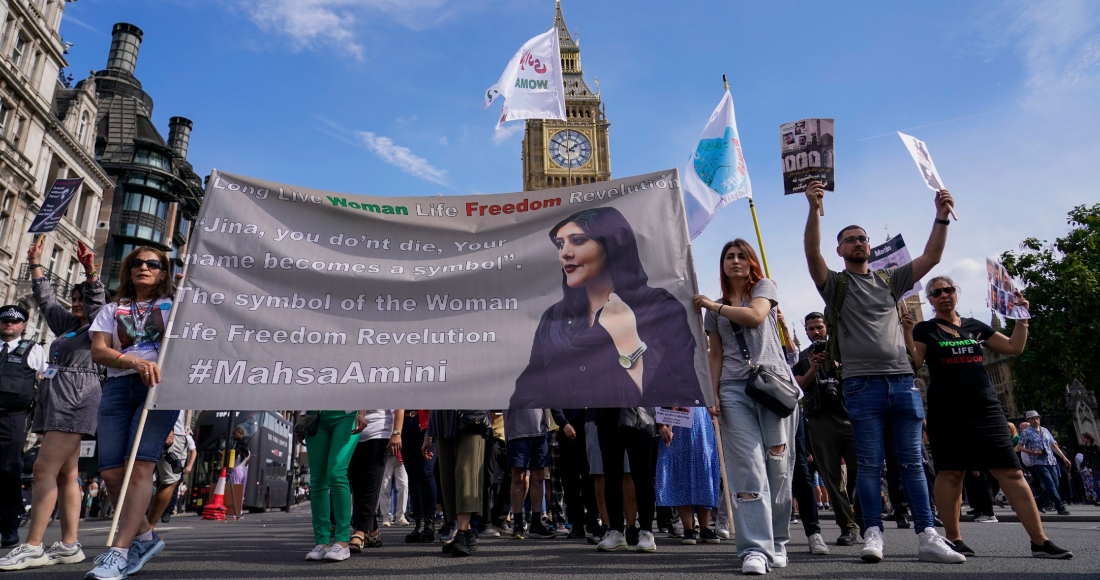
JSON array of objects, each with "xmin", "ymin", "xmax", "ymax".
[
  {"xmin": 120, "ymin": 191, "xmax": 169, "ymax": 245},
  {"xmin": 67, "ymin": 258, "xmax": 80, "ymax": 287},
  {"xmin": 132, "ymin": 148, "xmax": 170, "ymax": 171},
  {"xmin": 94, "ymin": 138, "xmax": 106, "ymax": 160},
  {"xmin": 48, "ymin": 246, "xmax": 62, "ymax": 274},
  {"xmin": 0, "ymin": 103, "xmax": 10, "ymax": 139},
  {"xmin": 77, "ymin": 111, "xmax": 89, "ymax": 142},
  {"xmin": 0, "ymin": 194, "xmax": 12, "ymax": 245},
  {"xmin": 11, "ymin": 34, "xmax": 26, "ymax": 68}
]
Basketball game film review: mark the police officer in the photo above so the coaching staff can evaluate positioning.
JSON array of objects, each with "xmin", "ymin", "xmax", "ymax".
[{"xmin": 0, "ymin": 305, "xmax": 47, "ymax": 547}]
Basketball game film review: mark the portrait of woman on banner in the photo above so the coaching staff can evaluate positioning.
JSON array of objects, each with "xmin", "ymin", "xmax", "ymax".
[{"xmin": 509, "ymin": 207, "xmax": 702, "ymax": 409}]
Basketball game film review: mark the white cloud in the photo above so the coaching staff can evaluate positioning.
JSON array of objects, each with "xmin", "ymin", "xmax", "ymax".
[
  {"xmin": 353, "ymin": 130, "xmax": 449, "ymax": 186},
  {"xmin": 492, "ymin": 122, "xmax": 525, "ymax": 144},
  {"xmin": 233, "ymin": 0, "xmax": 454, "ymax": 59},
  {"xmin": 439, "ymin": 136, "xmax": 449, "ymax": 145},
  {"xmin": 395, "ymin": 114, "xmax": 419, "ymax": 124}
]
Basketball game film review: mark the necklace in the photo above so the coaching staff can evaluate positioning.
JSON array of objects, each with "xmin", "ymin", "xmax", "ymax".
[{"xmin": 130, "ymin": 299, "xmax": 155, "ymax": 337}]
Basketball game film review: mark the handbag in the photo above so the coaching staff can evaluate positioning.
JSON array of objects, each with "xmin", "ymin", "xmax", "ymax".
[
  {"xmin": 728, "ymin": 319, "xmax": 799, "ymax": 418},
  {"xmin": 293, "ymin": 413, "xmax": 320, "ymax": 438},
  {"xmin": 618, "ymin": 407, "xmax": 657, "ymax": 437}
]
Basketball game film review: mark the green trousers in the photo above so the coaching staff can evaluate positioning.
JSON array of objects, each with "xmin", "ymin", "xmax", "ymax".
[{"xmin": 305, "ymin": 411, "xmax": 359, "ymax": 544}]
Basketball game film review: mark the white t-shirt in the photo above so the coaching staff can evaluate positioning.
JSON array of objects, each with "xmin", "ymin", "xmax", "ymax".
[
  {"xmin": 90, "ymin": 298, "xmax": 172, "ymax": 377},
  {"xmin": 1, "ymin": 338, "xmax": 47, "ymax": 374},
  {"xmin": 185, "ymin": 433, "xmax": 196, "ymax": 452},
  {"xmin": 358, "ymin": 409, "xmax": 394, "ymax": 442}
]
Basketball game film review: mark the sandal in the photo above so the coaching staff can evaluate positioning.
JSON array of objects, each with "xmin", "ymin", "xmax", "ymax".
[
  {"xmin": 349, "ymin": 532, "xmax": 365, "ymax": 553},
  {"xmin": 365, "ymin": 530, "xmax": 383, "ymax": 548}
]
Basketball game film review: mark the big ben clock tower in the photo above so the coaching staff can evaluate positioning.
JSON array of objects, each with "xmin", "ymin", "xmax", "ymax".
[{"xmin": 522, "ymin": 2, "xmax": 611, "ymax": 191}]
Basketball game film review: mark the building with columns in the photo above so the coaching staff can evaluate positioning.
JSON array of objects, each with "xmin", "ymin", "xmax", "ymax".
[
  {"xmin": 86, "ymin": 22, "xmax": 204, "ymax": 291},
  {"xmin": 0, "ymin": 0, "xmax": 112, "ymax": 342}
]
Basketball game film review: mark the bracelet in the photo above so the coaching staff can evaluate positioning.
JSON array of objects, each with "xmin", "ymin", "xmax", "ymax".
[
  {"xmin": 114, "ymin": 353, "xmax": 125, "ymax": 368},
  {"xmin": 84, "ymin": 269, "xmax": 96, "ymax": 277},
  {"xmin": 935, "ymin": 218, "xmax": 950, "ymax": 225},
  {"xmin": 28, "ymin": 263, "xmax": 40, "ymax": 269},
  {"xmin": 718, "ymin": 304, "xmax": 724, "ymax": 316}
]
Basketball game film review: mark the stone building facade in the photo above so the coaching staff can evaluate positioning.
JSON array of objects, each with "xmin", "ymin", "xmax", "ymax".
[{"xmin": 0, "ymin": 0, "xmax": 112, "ymax": 342}]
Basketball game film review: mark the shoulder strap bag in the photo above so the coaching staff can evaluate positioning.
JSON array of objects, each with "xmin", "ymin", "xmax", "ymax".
[{"xmin": 728, "ymin": 318, "xmax": 799, "ymax": 418}]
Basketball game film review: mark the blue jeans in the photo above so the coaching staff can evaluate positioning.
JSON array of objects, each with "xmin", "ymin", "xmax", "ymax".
[
  {"xmin": 1029, "ymin": 464, "xmax": 1065, "ymax": 511},
  {"xmin": 718, "ymin": 380, "xmax": 796, "ymax": 561},
  {"xmin": 97, "ymin": 374, "xmax": 179, "ymax": 471},
  {"xmin": 842, "ymin": 374, "xmax": 933, "ymax": 533}
]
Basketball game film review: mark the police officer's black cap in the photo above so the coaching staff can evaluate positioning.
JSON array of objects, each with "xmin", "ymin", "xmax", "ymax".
[{"xmin": 0, "ymin": 305, "xmax": 28, "ymax": 322}]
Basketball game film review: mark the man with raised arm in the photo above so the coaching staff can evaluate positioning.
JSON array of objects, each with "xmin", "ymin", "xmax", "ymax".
[{"xmin": 802, "ymin": 181, "xmax": 962, "ymax": 564}]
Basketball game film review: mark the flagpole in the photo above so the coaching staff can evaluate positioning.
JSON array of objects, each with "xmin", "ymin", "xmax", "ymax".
[{"xmin": 722, "ymin": 75, "xmax": 791, "ymax": 348}]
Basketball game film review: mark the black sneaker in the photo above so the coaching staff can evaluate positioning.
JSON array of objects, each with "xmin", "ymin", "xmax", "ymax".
[
  {"xmin": 567, "ymin": 527, "xmax": 586, "ymax": 540},
  {"xmin": 1031, "ymin": 540, "xmax": 1072, "ymax": 559},
  {"xmin": 896, "ymin": 513, "xmax": 911, "ymax": 529},
  {"xmin": 681, "ymin": 529, "xmax": 697, "ymax": 545},
  {"xmin": 527, "ymin": 521, "xmax": 556, "ymax": 539},
  {"xmin": 420, "ymin": 523, "xmax": 436, "ymax": 543},
  {"xmin": 836, "ymin": 533, "xmax": 857, "ymax": 546},
  {"xmin": 699, "ymin": 527, "xmax": 721, "ymax": 544},
  {"xmin": 1056, "ymin": 509, "xmax": 1071, "ymax": 516},
  {"xmin": 449, "ymin": 530, "xmax": 473, "ymax": 557},
  {"xmin": 948, "ymin": 539, "xmax": 975, "ymax": 557}
]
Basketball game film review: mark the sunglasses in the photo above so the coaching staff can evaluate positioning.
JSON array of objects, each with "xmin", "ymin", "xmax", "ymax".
[
  {"xmin": 130, "ymin": 259, "xmax": 163, "ymax": 271},
  {"xmin": 929, "ymin": 286, "xmax": 956, "ymax": 298},
  {"xmin": 842, "ymin": 235, "xmax": 869, "ymax": 245}
]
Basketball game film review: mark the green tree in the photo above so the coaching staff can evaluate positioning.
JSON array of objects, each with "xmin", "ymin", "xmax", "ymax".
[{"xmin": 1001, "ymin": 203, "xmax": 1100, "ymax": 411}]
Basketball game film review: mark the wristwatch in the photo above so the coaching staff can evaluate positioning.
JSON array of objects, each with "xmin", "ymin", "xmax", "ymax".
[
  {"xmin": 391, "ymin": 431, "xmax": 402, "ymax": 436},
  {"xmin": 618, "ymin": 343, "xmax": 647, "ymax": 369}
]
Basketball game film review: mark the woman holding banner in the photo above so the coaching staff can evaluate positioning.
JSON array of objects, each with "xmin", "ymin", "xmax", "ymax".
[
  {"xmin": 84, "ymin": 247, "xmax": 179, "ymax": 580},
  {"xmin": 0, "ymin": 238, "xmax": 102, "ymax": 571},
  {"xmin": 510, "ymin": 207, "xmax": 700, "ymax": 409},
  {"xmin": 902, "ymin": 276, "xmax": 1072, "ymax": 559},
  {"xmin": 693, "ymin": 239, "xmax": 797, "ymax": 576}
]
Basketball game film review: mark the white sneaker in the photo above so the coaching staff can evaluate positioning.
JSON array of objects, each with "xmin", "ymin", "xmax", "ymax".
[
  {"xmin": 597, "ymin": 530, "xmax": 627, "ymax": 552},
  {"xmin": 808, "ymin": 532, "xmax": 830, "ymax": 555},
  {"xmin": 382, "ymin": 520, "xmax": 392, "ymax": 527},
  {"xmin": 917, "ymin": 527, "xmax": 966, "ymax": 563},
  {"xmin": 324, "ymin": 544, "xmax": 351, "ymax": 561},
  {"xmin": 0, "ymin": 543, "xmax": 48, "ymax": 571},
  {"xmin": 45, "ymin": 541, "xmax": 85, "ymax": 565},
  {"xmin": 974, "ymin": 514, "xmax": 998, "ymax": 523},
  {"xmin": 716, "ymin": 524, "xmax": 732, "ymax": 539},
  {"xmin": 772, "ymin": 553, "xmax": 788, "ymax": 568},
  {"xmin": 861, "ymin": 527, "xmax": 884, "ymax": 563},
  {"xmin": 741, "ymin": 551, "xmax": 769, "ymax": 575},
  {"xmin": 305, "ymin": 545, "xmax": 328, "ymax": 561},
  {"xmin": 395, "ymin": 517, "xmax": 410, "ymax": 526},
  {"xmin": 635, "ymin": 530, "xmax": 657, "ymax": 552}
]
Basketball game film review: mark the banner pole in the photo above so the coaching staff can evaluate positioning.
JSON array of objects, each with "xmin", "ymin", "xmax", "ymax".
[
  {"xmin": 747, "ymin": 197, "xmax": 790, "ymax": 348},
  {"xmin": 106, "ymin": 408, "xmax": 149, "ymax": 546}
]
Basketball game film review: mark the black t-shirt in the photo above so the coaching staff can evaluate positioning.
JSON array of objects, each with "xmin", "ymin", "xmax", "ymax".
[
  {"xmin": 792, "ymin": 346, "xmax": 844, "ymax": 417},
  {"xmin": 911, "ymin": 318, "xmax": 999, "ymax": 410}
]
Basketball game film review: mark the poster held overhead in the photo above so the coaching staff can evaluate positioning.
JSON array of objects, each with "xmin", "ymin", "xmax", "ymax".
[
  {"xmin": 985, "ymin": 257, "xmax": 1030, "ymax": 319},
  {"xmin": 897, "ymin": 132, "xmax": 958, "ymax": 221},
  {"xmin": 780, "ymin": 118, "xmax": 834, "ymax": 215},
  {"xmin": 28, "ymin": 177, "xmax": 85, "ymax": 234},
  {"xmin": 869, "ymin": 234, "xmax": 921, "ymax": 300}
]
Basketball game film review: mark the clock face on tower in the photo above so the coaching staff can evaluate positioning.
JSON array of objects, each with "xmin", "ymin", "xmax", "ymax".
[{"xmin": 548, "ymin": 130, "xmax": 592, "ymax": 169}]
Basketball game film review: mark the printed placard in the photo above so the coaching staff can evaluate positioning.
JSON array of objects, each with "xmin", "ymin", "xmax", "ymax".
[
  {"xmin": 986, "ymin": 257, "xmax": 1031, "ymax": 319},
  {"xmin": 656, "ymin": 407, "xmax": 693, "ymax": 428},
  {"xmin": 780, "ymin": 118, "xmax": 834, "ymax": 194}
]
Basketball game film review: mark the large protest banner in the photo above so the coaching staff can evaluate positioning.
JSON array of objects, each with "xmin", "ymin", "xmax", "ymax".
[{"xmin": 148, "ymin": 170, "xmax": 712, "ymax": 411}]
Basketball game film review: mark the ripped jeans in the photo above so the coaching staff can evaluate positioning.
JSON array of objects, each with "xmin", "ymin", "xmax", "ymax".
[
  {"xmin": 718, "ymin": 380, "xmax": 796, "ymax": 562},
  {"xmin": 843, "ymin": 374, "xmax": 933, "ymax": 534}
]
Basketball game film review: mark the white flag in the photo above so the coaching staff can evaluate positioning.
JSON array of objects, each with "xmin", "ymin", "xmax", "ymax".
[
  {"xmin": 898, "ymin": 132, "xmax": 945, "ymax": 191},
  {"xmin": 484, "ymin": 29, "xmax": 566, "ymax": 129},
  {"xmin": 681, "ymin": 90, "xmax": 752, "ymax": 239}
]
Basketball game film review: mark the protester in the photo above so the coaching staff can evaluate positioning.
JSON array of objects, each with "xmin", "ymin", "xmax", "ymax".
[
  {"xmin": 556, "ymin": 408, "xmax": 598, "ymax": 540},
  {"xmin": 504, "ymin": 408, "xmax": 566, "ymax": 539},
  {"xmin": 0, "ymin": 239, "xmax": 99, "ymax": 570},
  {"xmin": 694, "ymin": 238, "xmax": 797, "ymax": 575},
  {"xmin": 425, "ymin": 410, "xmax": 489, "ymax": 557},
  {"xmin": 802, "ymin": 182, "xmax": 963, "ymax": 564},
  {"xmin": 302, "ymin": 410, "xmax": 366, "ymax": 563},
  {"xmin": 584, "ymin": 415, "xmax": 637, "ymax": 545},
  {"xmin": 147, "ymin": 413, "xmax": 190, "ymax": 528},
  {"xmin": 401, "ymin": 410, "xmax": 437, "ymax": 543},
  {"xmin": 593, "ymin": 406, "xmax": 658, "ymax": 553},
  {"xmin": 1081, "ymin": 433, "xmax": 1100, "ymax": 505},
  {"xmin": 85, "ymin": 247, "xmax": 180, "ymax": 579},
  {"xmin": 348, "ymin": 409, "xmax": 403, "ymax": 552},
  {"xmin": 655, "ymin": 407, "xmax": 721, "ymax": 546},
  {"xmin": 792, "ymin": 312, "xmax": 860, "ymax": 547},
  {"xmin": 903, "ymin": 276, "xmax": 1072, "ymax": 558},
  {"xmin": 378, "ymin": 439, "xmax": 410, "ymax": 527},
  {"xmin": 227, "ymin": 427, "xmax": 251, "ymax": 520},
  {"xmin": 1016, "ymin": 411, "xmax": 1073, "ymax": 516}
]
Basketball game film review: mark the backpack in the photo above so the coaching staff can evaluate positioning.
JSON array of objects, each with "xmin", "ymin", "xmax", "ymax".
[{"xmin": 823, "ymin": 269, "xmax": 894, "ymax": 378}]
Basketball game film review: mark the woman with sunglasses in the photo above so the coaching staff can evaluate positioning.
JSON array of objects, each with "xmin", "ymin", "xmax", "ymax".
[
  {"xmin": 85, "ymin": 247, "xmax": 181, "ymax": 580},
  {"xmin": 902, "ymin": 276, "xmax": 1071, "ymax": 560}
]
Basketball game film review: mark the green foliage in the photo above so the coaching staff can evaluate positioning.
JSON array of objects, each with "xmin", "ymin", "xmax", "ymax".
[{"xmin": 1001, "ymin": 204, "xmax": 1100, "ymax": 411}]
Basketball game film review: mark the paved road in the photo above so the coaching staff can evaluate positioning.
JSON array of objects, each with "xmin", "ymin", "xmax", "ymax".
[{"xmin": 16, "ymin": 506, "xmax": 1100, "ymax": 579}]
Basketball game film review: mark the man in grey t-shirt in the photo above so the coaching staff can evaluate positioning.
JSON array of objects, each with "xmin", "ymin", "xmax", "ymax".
[{"xmin": 802, "ymin": 180, "xmax": 961, "ymax": 564}]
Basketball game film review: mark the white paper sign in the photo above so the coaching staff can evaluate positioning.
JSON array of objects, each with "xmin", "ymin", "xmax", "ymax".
[
  {"xmin": 656, "ymin": 407, "xmax": 693, "ymax": 428},
  {"xmin": 898, "ymin": 132, "xmax": 945, "ymax": 191},
  {"xmin": 79, "ymin": 441, "xmax": 96, "ymax": 458}
]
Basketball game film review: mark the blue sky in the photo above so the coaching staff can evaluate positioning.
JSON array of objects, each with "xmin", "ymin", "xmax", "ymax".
[{"xmin": 62, "ymin": 0, "xmax": 1100, "ymax": 345}]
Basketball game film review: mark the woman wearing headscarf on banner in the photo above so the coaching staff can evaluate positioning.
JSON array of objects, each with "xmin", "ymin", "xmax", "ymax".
[
  {"xmin": 693, "ymin": 239, "xmax": 798, "ymax": 575},
  {"xmin": 0, "ymin": 238, "xmax": 102, "ymax": 571},
  {"xmin": 902, "ymin": 276, "xmax": 1072, "ymax": 559},
  {"xmin": 84, "ymin": 247, "xmax": 179, "ymax": 580},
  {"xmin": 509, "ymin": 207, "xmax": 701, "ymax": 409}
]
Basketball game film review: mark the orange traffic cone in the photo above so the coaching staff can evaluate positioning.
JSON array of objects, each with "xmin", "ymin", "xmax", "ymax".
[{"xmin": 201, "ymin": 467, "xmax": 228, "ymax": 520}]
